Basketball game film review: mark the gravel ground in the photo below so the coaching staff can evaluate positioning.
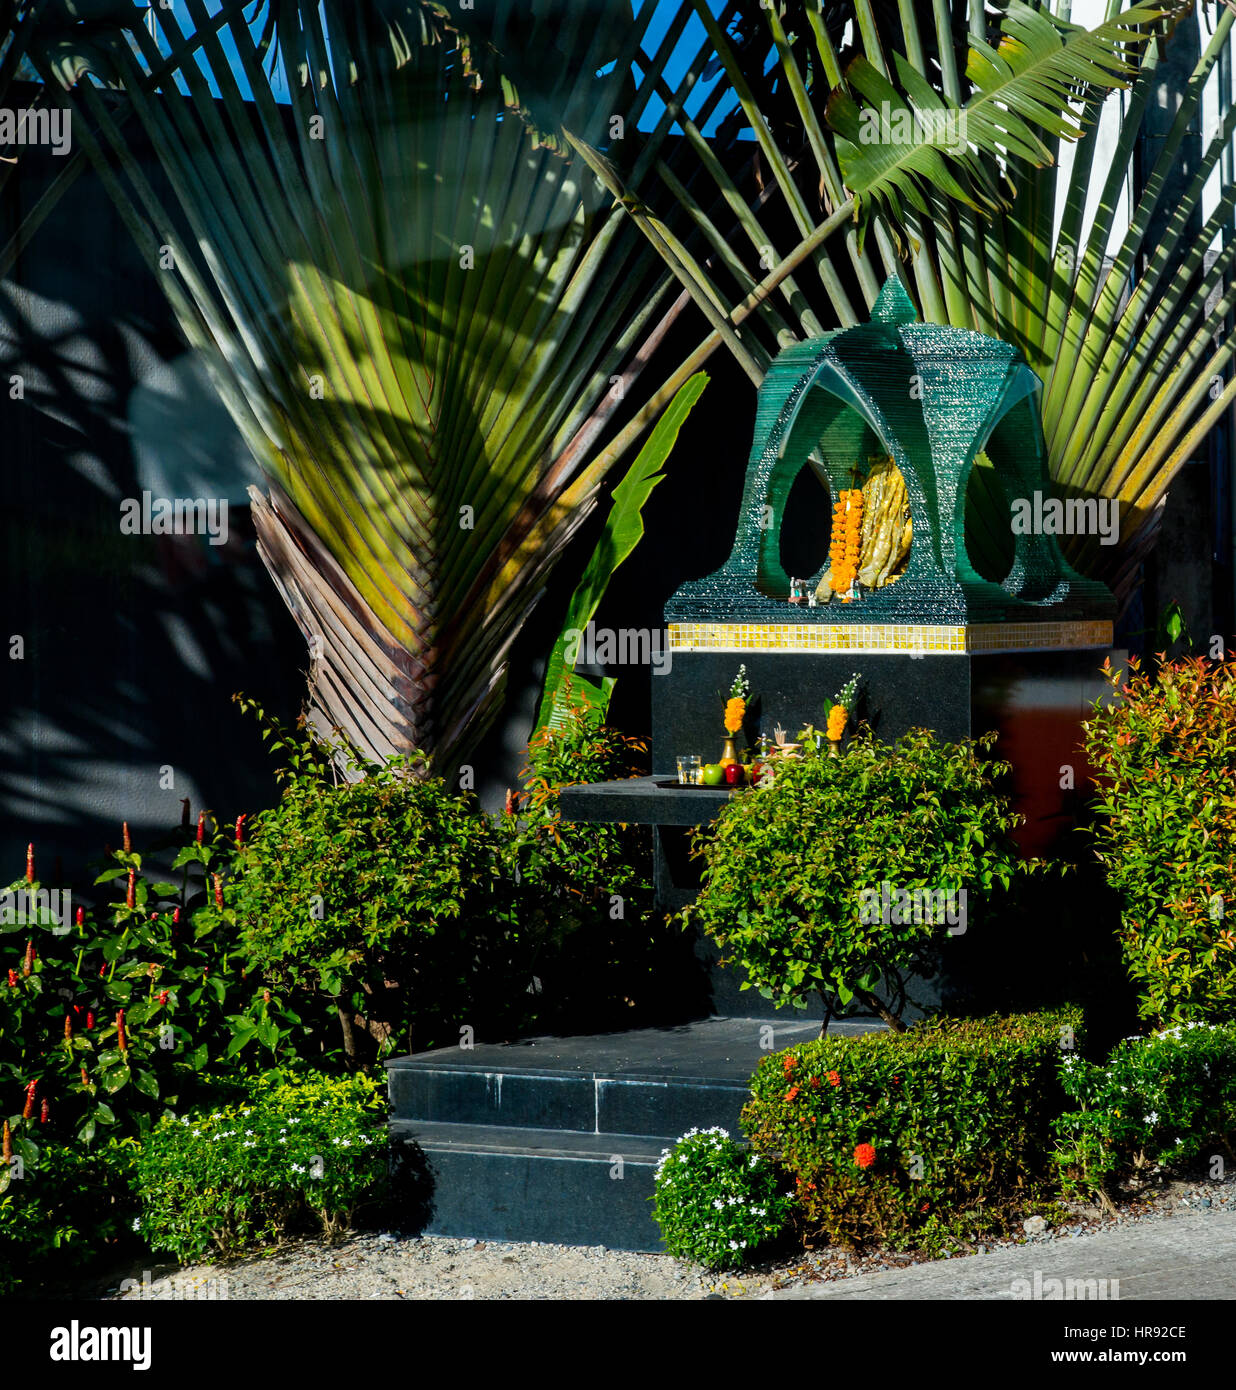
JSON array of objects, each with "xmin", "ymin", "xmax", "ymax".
[{"xmin": 96, "ymin": 1167, "xmax": 1236, "ymax": 1302}]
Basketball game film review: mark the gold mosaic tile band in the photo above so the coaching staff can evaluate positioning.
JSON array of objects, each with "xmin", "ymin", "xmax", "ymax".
[{"xmin": 668, "ymin": 620, "xmax": 1113, "ymax": 655}]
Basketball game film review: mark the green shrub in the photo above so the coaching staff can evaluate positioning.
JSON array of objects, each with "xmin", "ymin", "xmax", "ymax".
[
  {"xmin": 0, "ymin": 1138, "xmax": 138, "ymax": 1297},
  {"xmin": 650, "ymin": 1126, "xmax": 795, "ymax": 1270},
  {"xmin": 132, "ymin": 1071, "xmax": 387, "ymax": 1263},
  {"xmin": 230, "ymin": 699, "xmax": 537, "ymax": 1061},
  {"xmin": 1082, "ymin": 654, "xmax": 1236, "ymax": 1027},
  {"xmin": 509, "ymin": 688, "xmax": 652, "ymax": 909},
  {"xmin": 682, "ymin": 729, "xmax": 1045, "ymax": 1028},
  {"xmin": 1054, "ymin": 1021, "xmax": 1236, "ymax": 1202},
  {"xmin": 742, "ymin": 1011, "xmax": 1079, "ymax": 1252},
  {"xmin": 502, "ymin": 691, "xmax": 680, "ymax": 1027}
]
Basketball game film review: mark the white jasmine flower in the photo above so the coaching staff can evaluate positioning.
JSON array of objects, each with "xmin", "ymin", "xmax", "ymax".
[{"xmin": 131, "ymin": 1217, "xmax": 141, "ymax": 1231}]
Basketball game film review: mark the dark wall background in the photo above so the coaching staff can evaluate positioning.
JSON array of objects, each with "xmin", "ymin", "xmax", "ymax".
[{"xmin": 0, "ymin": 127, "xmax": 307, "ymax": 876}]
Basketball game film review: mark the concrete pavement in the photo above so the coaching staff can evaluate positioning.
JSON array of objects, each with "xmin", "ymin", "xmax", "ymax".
[{"xmin": 768, "ymin": 1209, "xmax": 1236, "ymax": 1299}]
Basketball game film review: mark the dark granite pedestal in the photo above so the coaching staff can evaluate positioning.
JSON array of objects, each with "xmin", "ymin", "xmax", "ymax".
[
  {"xmin": 560, "ymin": 645, "xmax": 1123, "ymax": 1019},
  {"xmin": 652, "ymin": 647, "xmax": 1124, "ymax": 857}
]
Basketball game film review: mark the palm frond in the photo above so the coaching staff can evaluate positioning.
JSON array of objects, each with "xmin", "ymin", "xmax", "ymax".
[{"xmin": 31, "ymin": 0, "xmax": 698, "ymax": 769}]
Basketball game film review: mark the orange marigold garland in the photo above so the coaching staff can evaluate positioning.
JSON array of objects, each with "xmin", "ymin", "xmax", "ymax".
[{"xmin": 829, "ymin": 488, "xmax": 864, "ymax": 599}]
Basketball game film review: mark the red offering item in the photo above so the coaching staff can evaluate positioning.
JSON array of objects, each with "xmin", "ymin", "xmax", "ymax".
[{"xmin": 724, "ymin": 762, "xmax": 745, "ymax": 787}]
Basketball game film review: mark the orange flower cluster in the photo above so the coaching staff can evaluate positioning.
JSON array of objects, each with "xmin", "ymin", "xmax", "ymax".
[
  {"xmin": 829, "ymin": 489, "xmax": 864, "ymax": 598},
  {"xmin": 853, "ymin": 1142, "xmax": 876, "ymax": 1170},
  {"xmin": 724, "ymin": 696, "xmax": 746, "ymax": 734},
  {"xmin": 826, "ymin": 705, "xmax": 847, "ymax": 742}
]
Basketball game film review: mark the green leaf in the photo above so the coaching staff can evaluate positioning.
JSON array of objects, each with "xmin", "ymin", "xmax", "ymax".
[
  {"xmin": 102, "ymin": 1065, "xmax": 130, "ymax": 1094},
  {"xmin": 533, "ymin": 373, "xmax": 709, "ymax": 735},
  {"xmin": 225, "ymin": 1027, "xmax": 258, "ymax": 1059},
  {"xmin": 131, "ymin": 1069, "xmax": 159, "ymax": 1099}
]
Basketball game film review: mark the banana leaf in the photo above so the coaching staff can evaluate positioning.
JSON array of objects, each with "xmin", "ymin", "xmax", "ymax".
[{"xmin": 533, "ymin": 369, "xmax": 708, "ymax": 734}]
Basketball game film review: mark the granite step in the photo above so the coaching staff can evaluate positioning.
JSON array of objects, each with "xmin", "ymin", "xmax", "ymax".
[
  {"xmin": 389, "ymin": 1120, "xmax": 677, "ymax": 1251},
  {"xmin": 385, "ymin": 1016, "xmax": 832, "ymax": 1138}
]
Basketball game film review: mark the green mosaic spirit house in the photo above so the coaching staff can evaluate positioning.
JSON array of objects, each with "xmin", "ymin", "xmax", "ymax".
[{"xmin": 667, "ymin": 278, "xmax": 1114, "ymax": 657}]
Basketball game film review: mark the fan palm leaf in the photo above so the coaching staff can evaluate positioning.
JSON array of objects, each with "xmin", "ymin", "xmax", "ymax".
[{"xmin": 27, "ymin": 0, "xmax": 715, "ymax": 769}]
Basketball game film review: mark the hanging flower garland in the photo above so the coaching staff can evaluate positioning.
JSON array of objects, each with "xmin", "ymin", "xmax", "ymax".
[{"xmin": 829, "ymin": 489, "xmax": 864, "ymax": 599}]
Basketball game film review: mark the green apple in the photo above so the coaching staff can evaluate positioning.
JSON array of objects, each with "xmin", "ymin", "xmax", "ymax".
[{"xmin": 701, "ymin": 763, "xmax": 725, "ymax": 787}]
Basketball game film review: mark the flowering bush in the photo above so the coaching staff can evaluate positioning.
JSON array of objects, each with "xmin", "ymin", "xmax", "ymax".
[
  {"xmin": 650, "ymin": 1126, "xmax": 794, "ymax": 1270},
  {"xmin": 0, "ymin": 822, "xmax": 306, "ymax": 1164},
  {"xmin": 1082, "ymin": 654, "xmax": 1236, "ymax": 1026},
  {"xmin": 1054, "ymin": 1021, "xmax": 1236, "ymax": 1202},
  {"xmin": 742, "ymin": 1012, "xmax": 1078, "ymax": 1252},
  {"xmin": 132, "ymin": 1071, "xmax": 387, "ymax": 1263}
]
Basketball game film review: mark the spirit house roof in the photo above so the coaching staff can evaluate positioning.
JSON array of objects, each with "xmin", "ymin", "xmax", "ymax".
[{"xmin": 667, "ymin": 277, "xmax": 1114, "ymax": 635}]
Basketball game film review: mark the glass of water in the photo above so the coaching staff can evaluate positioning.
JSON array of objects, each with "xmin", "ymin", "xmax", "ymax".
[{"xmin": 677, "ymin": 755, "xmax": 702, "ymax": 785}]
